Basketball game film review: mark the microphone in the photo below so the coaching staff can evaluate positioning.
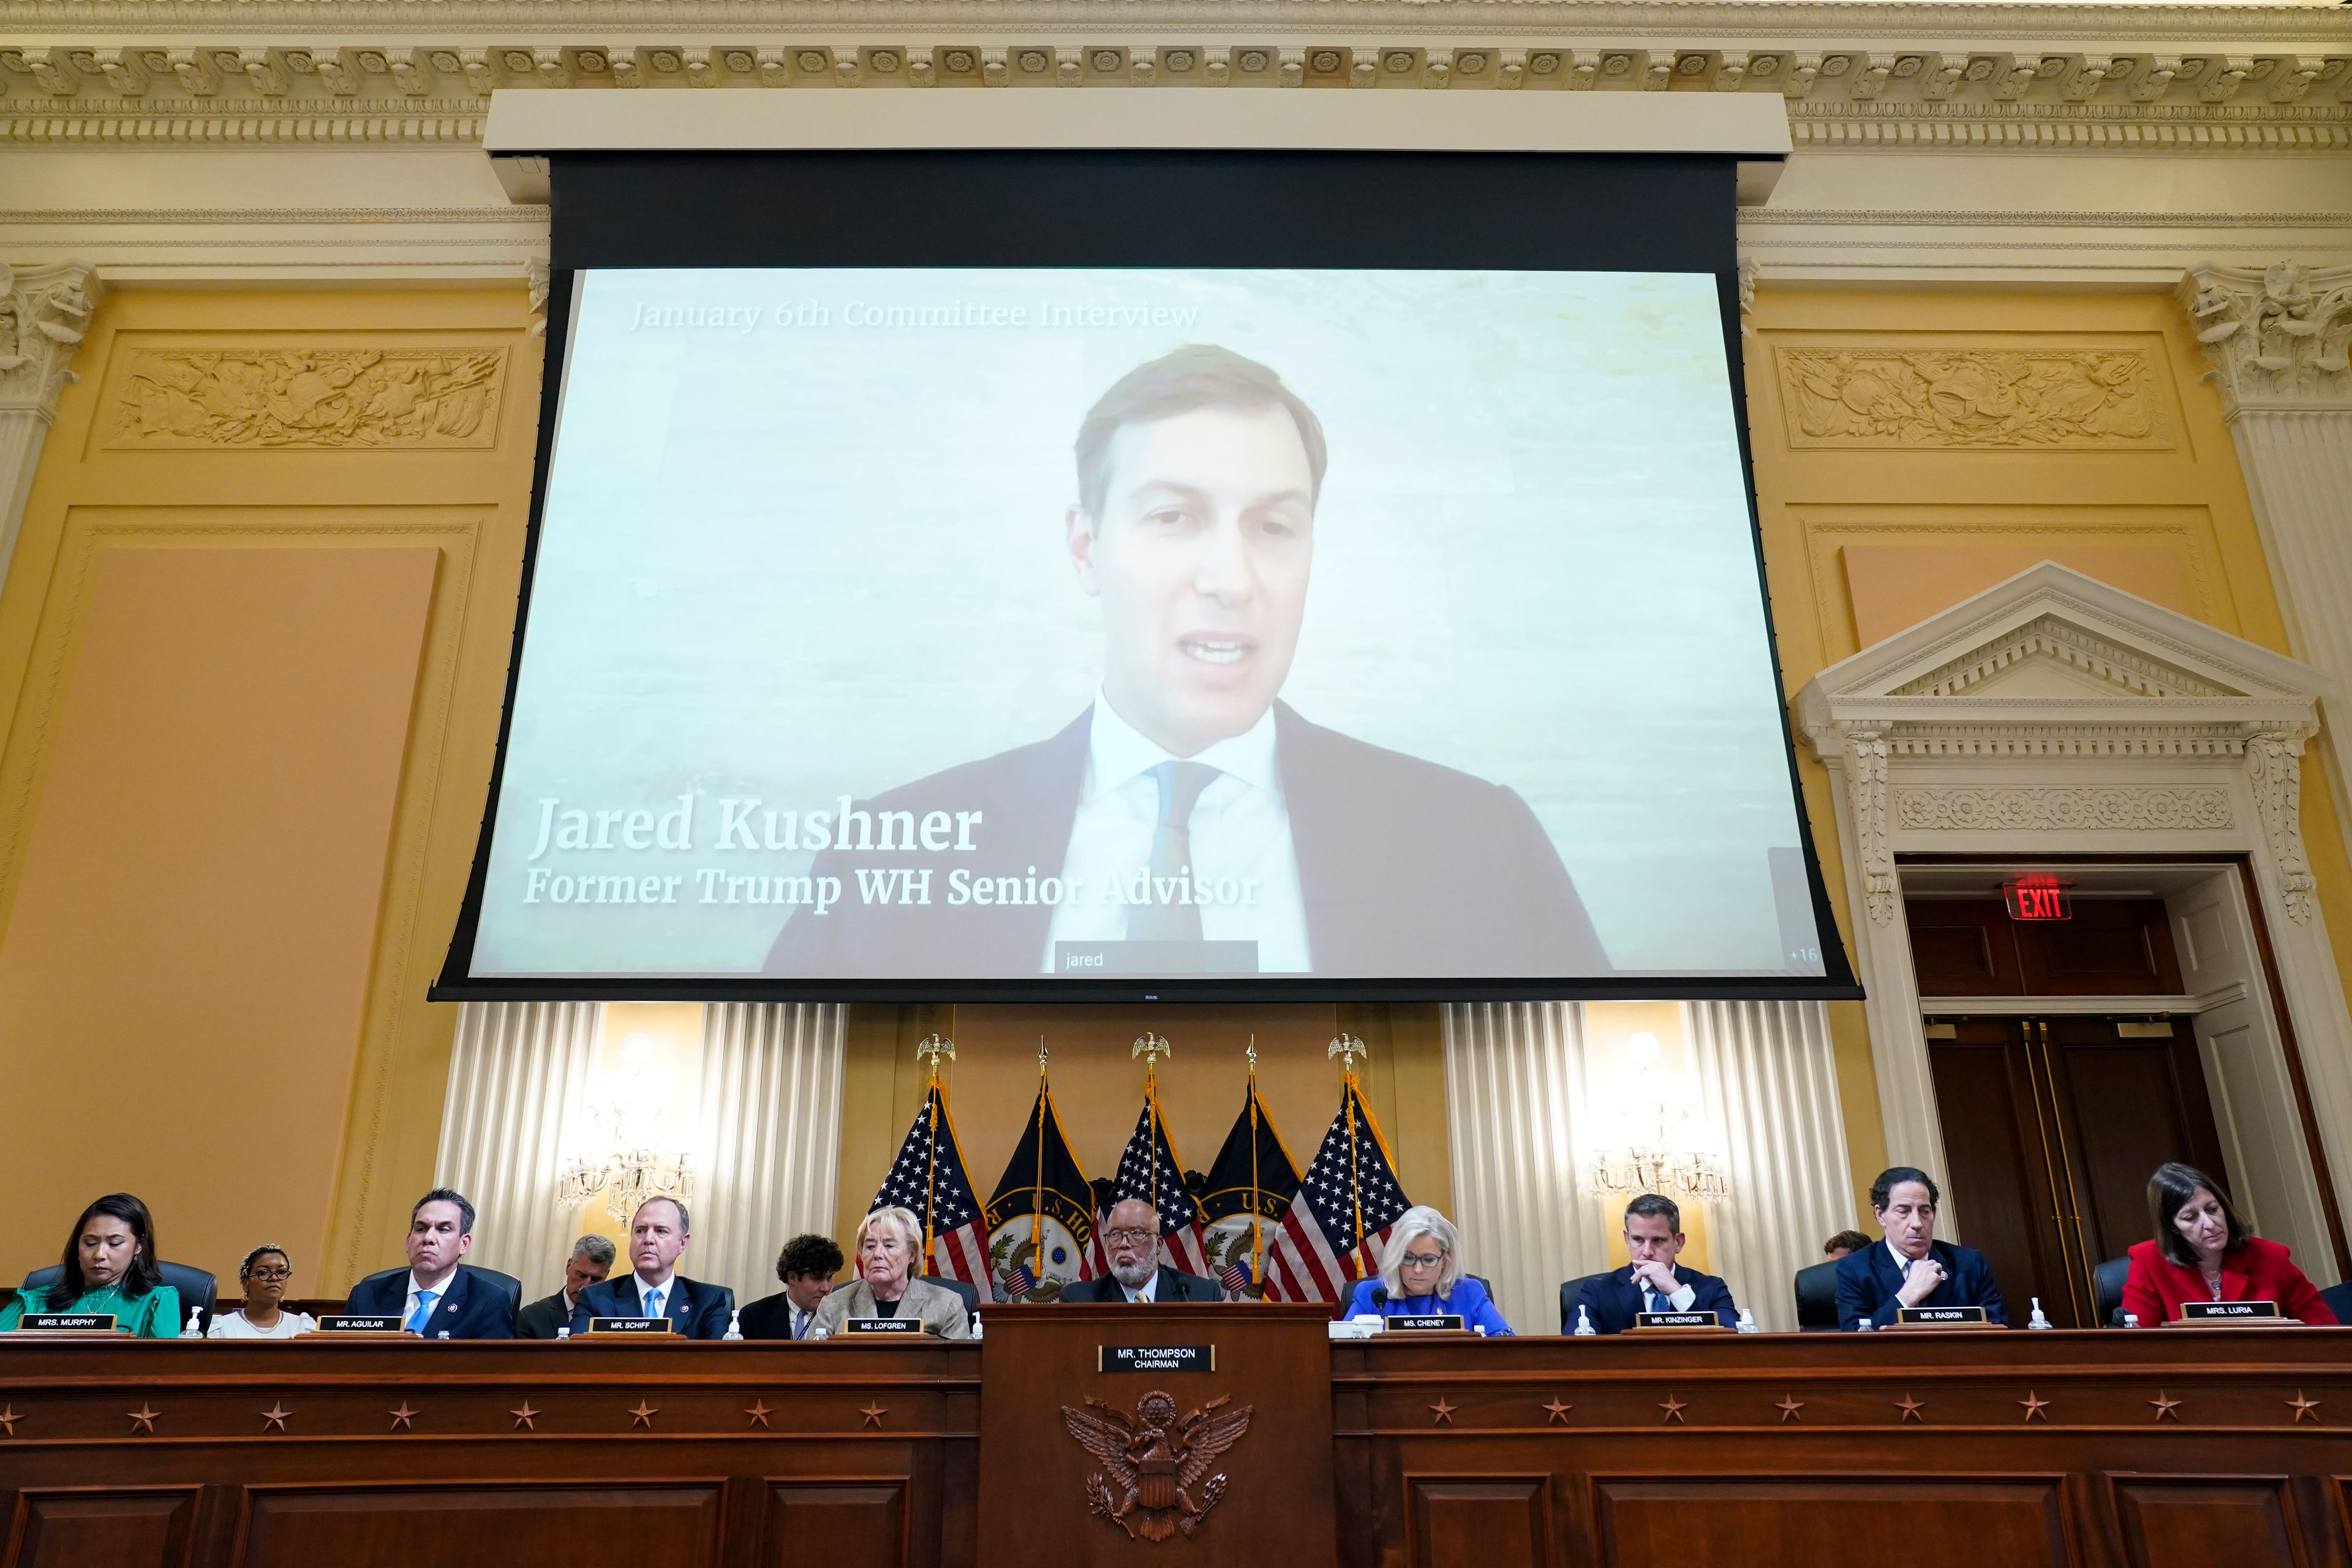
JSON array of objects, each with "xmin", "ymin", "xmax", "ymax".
[{"xmin": 1370, "ymin": 1286, "xmax": 1389, "ymax": 1314}]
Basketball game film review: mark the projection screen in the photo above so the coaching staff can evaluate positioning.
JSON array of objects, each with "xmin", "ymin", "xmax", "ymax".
[{"xmin": 435, "ymin": 149, "xmax": 1857, "ymax": 1002}]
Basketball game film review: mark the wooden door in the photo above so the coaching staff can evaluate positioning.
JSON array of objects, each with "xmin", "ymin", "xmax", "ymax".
[{"xmin": 1927, "ymin": 1016, "xmax": 2228, "ymax": 1328}]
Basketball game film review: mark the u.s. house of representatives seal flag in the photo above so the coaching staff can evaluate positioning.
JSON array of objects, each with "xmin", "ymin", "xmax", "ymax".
[
  {"xmin": 983, "ymin": 1068, "xmax": 1099, "ymax": 1301},
  {"xmin": 870, "ymin": 1080, "xmax": 990, "ymax": 1292},
  {"xmin": 1262, "ymin": 1074, "xmax": 1411, "ymax": 1307}
]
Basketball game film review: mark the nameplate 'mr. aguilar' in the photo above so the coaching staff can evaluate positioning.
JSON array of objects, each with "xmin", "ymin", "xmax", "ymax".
[
  {"xmin": 2181, "ymin": 1300, "xmax": 2285, "ymax": 1322},
  {"xmin": 316, "ymin": 1314, "xmax": 404, "ymax": 1333},
  {"xmin": 1098, "ymin": 1344, "xmax": 1215, "ymax": 1373},
  {"xmin": 843, "ymin": 1316, "xmax": 923, "ymax": 1335},
  {"xmin": 1897, "ymin": 1305, "xmax": 1989, "ymax": 1325},
  {"xmin": 18, "ymin": 1313, "xmax": 115, "ymax": 1332},
  {"xmin": 586, "ymin": 1316, "xmax": 674, "ymax": 1335},
  {"xmin": 1385, "ymin": 1315, "xmax": 1466, "ymax": 1333}
]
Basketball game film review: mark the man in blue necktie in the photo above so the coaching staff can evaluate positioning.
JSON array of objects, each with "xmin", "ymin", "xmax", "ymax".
[
  {"xmin": 570, "ymin": 1197, "xmax": 735, "ymax": 1340},
  {"xmin": 1834, "ymin": 1166, "xmax": 2008, "ymax": 1330},
  {"xmin": 1572, "ymin": 1194, "xmax": 1740, "ymax": 1334},
  {"xmin": 342, "ymin": 1189, "xmax": 518, "ymax": 1339},
  {"xmin": 764, "ymin": 345, "xmax": 1610, "ymax": 984}
]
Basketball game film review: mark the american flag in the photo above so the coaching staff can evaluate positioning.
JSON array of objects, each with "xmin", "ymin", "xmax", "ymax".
[
  {"xmin": 870, "ymin": 1084, "xmax": 990, "ymax": 1290},
  {"xmin": 1262, "ymin": 1082, "xmax": 1412, "ymax": 1308},
  {"xmin": 999, "ymin": 1261, "xmax": 1037, "ymax": 1300},
  {"xmin": 1102, "ymin": 1096, "xmax": 1212, "ymax": 1278}
]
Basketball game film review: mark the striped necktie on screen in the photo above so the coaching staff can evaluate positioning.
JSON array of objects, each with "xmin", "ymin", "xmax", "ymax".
[{"xmin": 1129, "ymin": 761, "xmax": 1219, "ymax": 943}]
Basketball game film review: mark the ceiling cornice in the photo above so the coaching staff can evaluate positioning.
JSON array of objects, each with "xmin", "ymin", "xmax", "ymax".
[{"xmin": 1, "ymin": 0, "xmax": 2349, "ymax": 43}]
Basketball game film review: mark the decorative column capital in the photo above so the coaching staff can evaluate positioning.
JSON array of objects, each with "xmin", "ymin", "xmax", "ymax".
[
  {"xmin": 2178, "ymin": 261, "xmax": 2352, "ymax": 417},
  {"xmin": 0, "ymin": 262, "xmax": 103, "ymax": 423}
]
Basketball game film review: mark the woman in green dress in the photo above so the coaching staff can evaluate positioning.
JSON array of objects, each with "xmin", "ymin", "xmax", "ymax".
[{"xmin": 1, "ymin": 1193, "xmax": 181, "ymax": 1336}]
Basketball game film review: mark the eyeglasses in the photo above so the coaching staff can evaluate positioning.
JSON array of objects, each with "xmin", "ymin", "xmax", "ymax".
[
  {"xmin": 1399, "ymin": 1253, "xmax": 1446, "ymax": 1269},
  {"xmin": 247, "ymin": 1267, "xmax": 292, "ymax": 1281},
  {"xmin": 1103, "ymin": 1227, "xmax": 1156, "ymax": 1245}
]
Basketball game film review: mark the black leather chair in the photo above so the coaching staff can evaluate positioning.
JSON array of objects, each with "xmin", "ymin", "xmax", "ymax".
[
  {"xmin": 922, "ymin": 1273, "xmax": 981, "ymax": 1316},
  {"xmin": 1793, "ymin": 1259, "xmax": 1841, "ymax": 1330},
  {"xmin": 22, "ymin": 1262, "xmax": 218, "ymax": 1333},
  {"xmin": 465, "ymin": 1265, "xmax": 524, "ymax": 1306},
  {"xmin": 2318, "ymin": 1279, "xmax": 2352, "ymax": 1325},
  {"xmin": 1558, "ymin": 1272, "xmax": 1613, "ymax": 1335},
  {"xmin": 2092, "ymin": 1255, "xmax": 2133, "ymax": 1326}
]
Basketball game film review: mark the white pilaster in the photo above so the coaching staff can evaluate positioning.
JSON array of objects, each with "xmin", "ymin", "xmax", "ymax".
[
  {"xmin": 432, "ymin": 1000, "xmax": 603, "ymax": 1298},
  {"xmin": 1441, "ymin": 1002, "xmax": 1609, "ymax": 1336},
  {"xmin": 0, "ymin": 261, "xmax": 100, "ymax": 592},
  {"xmin": 689, "ymin": 1002, "xmax": 846, "ymax": 1303},
  {"xmin": 2179, "ymin": 262, "xmax": 2352, "ymax": 823},
  {"xmin": 1685, "ymin": 1000, "xmax": 1854, "ymax": 1332}
]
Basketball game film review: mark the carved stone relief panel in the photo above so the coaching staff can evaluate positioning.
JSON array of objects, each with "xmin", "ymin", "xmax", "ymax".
[
  {"xmin": 1893, "ymin": 784, "xmax": 2234, "ymax": 834},
  {"xmin": 1775, "ymin": 344, "xmax": 2172, "ymax": 450},
  {"xmin": 101, "ymin": 345, "xmax": 507, "ymax": 450}
]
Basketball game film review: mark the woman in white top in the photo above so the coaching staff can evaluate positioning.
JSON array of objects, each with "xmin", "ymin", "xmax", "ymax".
[{"xmin": 206, "ymin": 1244, "xmax": 317, "ymax": 1339}]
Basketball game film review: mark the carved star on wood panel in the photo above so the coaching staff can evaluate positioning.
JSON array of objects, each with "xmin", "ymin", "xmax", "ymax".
[
  {"xmin": 2018, "ymin": 1392, "xmax": 2049, "ymax": 1423},
  {"xmin": 127, "ymin": 1403, "xmax": 160, "ymax": 1434},
  {"xmin": 1542, "ymin": 1397, "xmax": 1572, "ymax": 1425},
  {"xmin": 1658, "ymin": 1396, "xmax": 1687, "ymax": 1425},
  {"xmin": 1775, "ymin": 1395, "xmax": 1804, "ymax": 1423},
  {"xmin": 510, "ymin": 1403, "xmax": 540, "ymax": 1431},
  {"xmin": 745, "ymin": 1400, "xmax": 773, "ymax": 1429},
  {"xmin": 2149, "ymin": 1392, "xmax": 2182, "ymax": 1422},
  {"xmin": 1894, "ymin": 1393, "xmax": 1925, "ymax": 1423},
  {"xmin": 388, "ymin": 1403, "xmax": 420, "ymax": 1431},
  {"xmin": 1428, "ymin": 1398, "xmax": 1457, "ymax": 1426},
  {"xmin": 0, "ymin": 1405, "xmax": 18, "ymax": 1436},
  {"xmin": 260, "ymin": 1402, "xmax": 292, "ymax": 1433},
  {"xmin": 861, "ymin": 1402, "xmax": 888, "ymax": 1428},
  {"xmin": 2287, "ymin": 1391, "xmax": 2321, "ymax": 1424},
  {"xmin": 629, "ymin": 1401, "xmax": 659, "ymax": 1429}
]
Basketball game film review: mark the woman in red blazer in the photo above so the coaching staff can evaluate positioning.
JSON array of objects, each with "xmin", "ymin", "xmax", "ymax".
[{"xmin": 2121, "ymin": 1162, "xmax": 2337, "ymax": 1326}]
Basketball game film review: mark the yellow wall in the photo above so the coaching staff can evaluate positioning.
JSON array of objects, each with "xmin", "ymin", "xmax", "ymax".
[
  {"xmin": 4, "ymin": 281, "xmax": 2340, "ymax": 1290},
  {"xmin": 1742, "ymin": 285, "xmax": 2352, "ymax": 1223},
  {"xmin": 0, "ymin": 285, "xmax": 540, "ymax": 1291}
]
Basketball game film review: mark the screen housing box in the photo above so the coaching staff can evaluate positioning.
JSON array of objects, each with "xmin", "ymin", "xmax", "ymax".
[{"xmin": 432, "ymin": 94, "xmax": 1856, "ymax": 1005}]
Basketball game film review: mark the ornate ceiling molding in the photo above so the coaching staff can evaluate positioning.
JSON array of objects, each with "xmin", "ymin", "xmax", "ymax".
[{"xmin": 0, "ymin": 0, "xmax": 2347, "ymax": 44}]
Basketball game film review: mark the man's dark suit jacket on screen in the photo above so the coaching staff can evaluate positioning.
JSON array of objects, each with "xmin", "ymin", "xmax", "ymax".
[
  {"xmin": 514, "ymin": 1290, "xmax": 575, "ymax": 1340},
  {"xmin": 765, "ymin": 703, "xmax": 1608, "ymax": 978},
  {"xmin": 1570, "ymin": 1262, "xmax": 1740, "ymax": 1335},
  {"xmin": 344, "ymin": 1264, "xmax": 516, "ymax": 1340},
  {"xmin": 568, "ymin": 1274, "xmax": 737, "ymax": 1340},
  {"xmin": 1834, "ymin": 1241, "xmax": 2008, "ymax": 1330},
  {"xmin": 1057, "ymin": 1265, "xmax": 1224, "ymax": 1304}
]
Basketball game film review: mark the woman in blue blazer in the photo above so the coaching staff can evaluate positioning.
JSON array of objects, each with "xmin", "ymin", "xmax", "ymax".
[{"xmin": 1343, "ymin": 1205, "xmax": 1515, "ymax": 1335}]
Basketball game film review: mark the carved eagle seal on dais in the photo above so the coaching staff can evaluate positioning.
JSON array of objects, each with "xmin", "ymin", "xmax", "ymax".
[{"xmin": 1060, "ymin": 1389, "xmax": 1254, "ymax": 1542}]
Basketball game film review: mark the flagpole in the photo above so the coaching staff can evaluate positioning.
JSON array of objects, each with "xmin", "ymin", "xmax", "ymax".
[
  {"xmin": 1246, "ymin": 1036, "xmax": 1264, "ymax": 1286},
  {"xmin": 917, "ymin": 1034, "xmax": 955, "ymax": 1276},
  {"xmin": 1133, "ymin": 1032, "xmax": 1171, "ymax": 1221},
  {"xmin": 1331, "ymin": 1033, "xmax": 1369, "ymax": 1280},
  {"xmin": 1031, "ymin": 1036, "xmax": 1048, "ymax": 1276}
]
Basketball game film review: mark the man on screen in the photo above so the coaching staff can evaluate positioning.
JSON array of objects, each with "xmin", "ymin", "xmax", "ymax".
[{"xmin": 766, "ymin": 344, "xmax": 1607, "ymax": 978}]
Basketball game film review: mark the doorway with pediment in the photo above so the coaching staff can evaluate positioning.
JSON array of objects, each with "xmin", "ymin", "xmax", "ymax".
[{"xmin": 1800, "ymin": 562, "xmax": 2352, "ymax": 1316}]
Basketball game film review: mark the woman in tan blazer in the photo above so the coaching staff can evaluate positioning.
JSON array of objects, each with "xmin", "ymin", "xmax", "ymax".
[{"xmin": 812, "ymin": 1205, "xmax": 973, "ymax": 1340}]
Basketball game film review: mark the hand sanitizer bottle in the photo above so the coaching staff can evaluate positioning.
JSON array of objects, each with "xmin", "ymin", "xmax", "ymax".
[
  {"xmin": 970, "ymin": 1312, "xmax": 983, "ymax": 1340},
  {"xmin": 723, "ymin": 1307, "xmax": 744, "ymax": 1341},
  {"xmin": 2027, "ymin": 1297, "xmax": 2052, "ymax": 1330},
  {"xmin": 1736, "ymin": 1307, "xmax": 1760, "ymax": 1334},
  {"xmin": 1574, "ymin": 1304, "xmax": 1597, "ymax": 1336},
  {"xmin": 186, "ymin": 1303, "xmax": 204, "ymax": 1338}
]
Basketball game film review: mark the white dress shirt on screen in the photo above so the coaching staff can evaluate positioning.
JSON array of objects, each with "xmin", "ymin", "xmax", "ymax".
[{"xmin": 1042, "ymin": 693, "xmax": 1309, "ymax": 973}]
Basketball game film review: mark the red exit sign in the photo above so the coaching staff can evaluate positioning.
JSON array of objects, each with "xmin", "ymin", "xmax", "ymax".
[{"xmin": 2002, "ymin": 878, "xmax": 2072, "ymax": 921}]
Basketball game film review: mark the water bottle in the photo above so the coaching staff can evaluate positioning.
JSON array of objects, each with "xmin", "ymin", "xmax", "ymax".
[
  {"xmin": 2122, "ymin": 1313, "xmax": 2140, "ymax": 1329},
  {"xmin": 556, "ymin": 1325, "xmax": 570, "ymax": 1341}
]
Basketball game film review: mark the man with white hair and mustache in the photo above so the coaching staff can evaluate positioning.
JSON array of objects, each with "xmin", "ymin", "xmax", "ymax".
[{"xmin": 1059, "ymin": 1198, "xmax": 1224, "ymax": 1303}]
